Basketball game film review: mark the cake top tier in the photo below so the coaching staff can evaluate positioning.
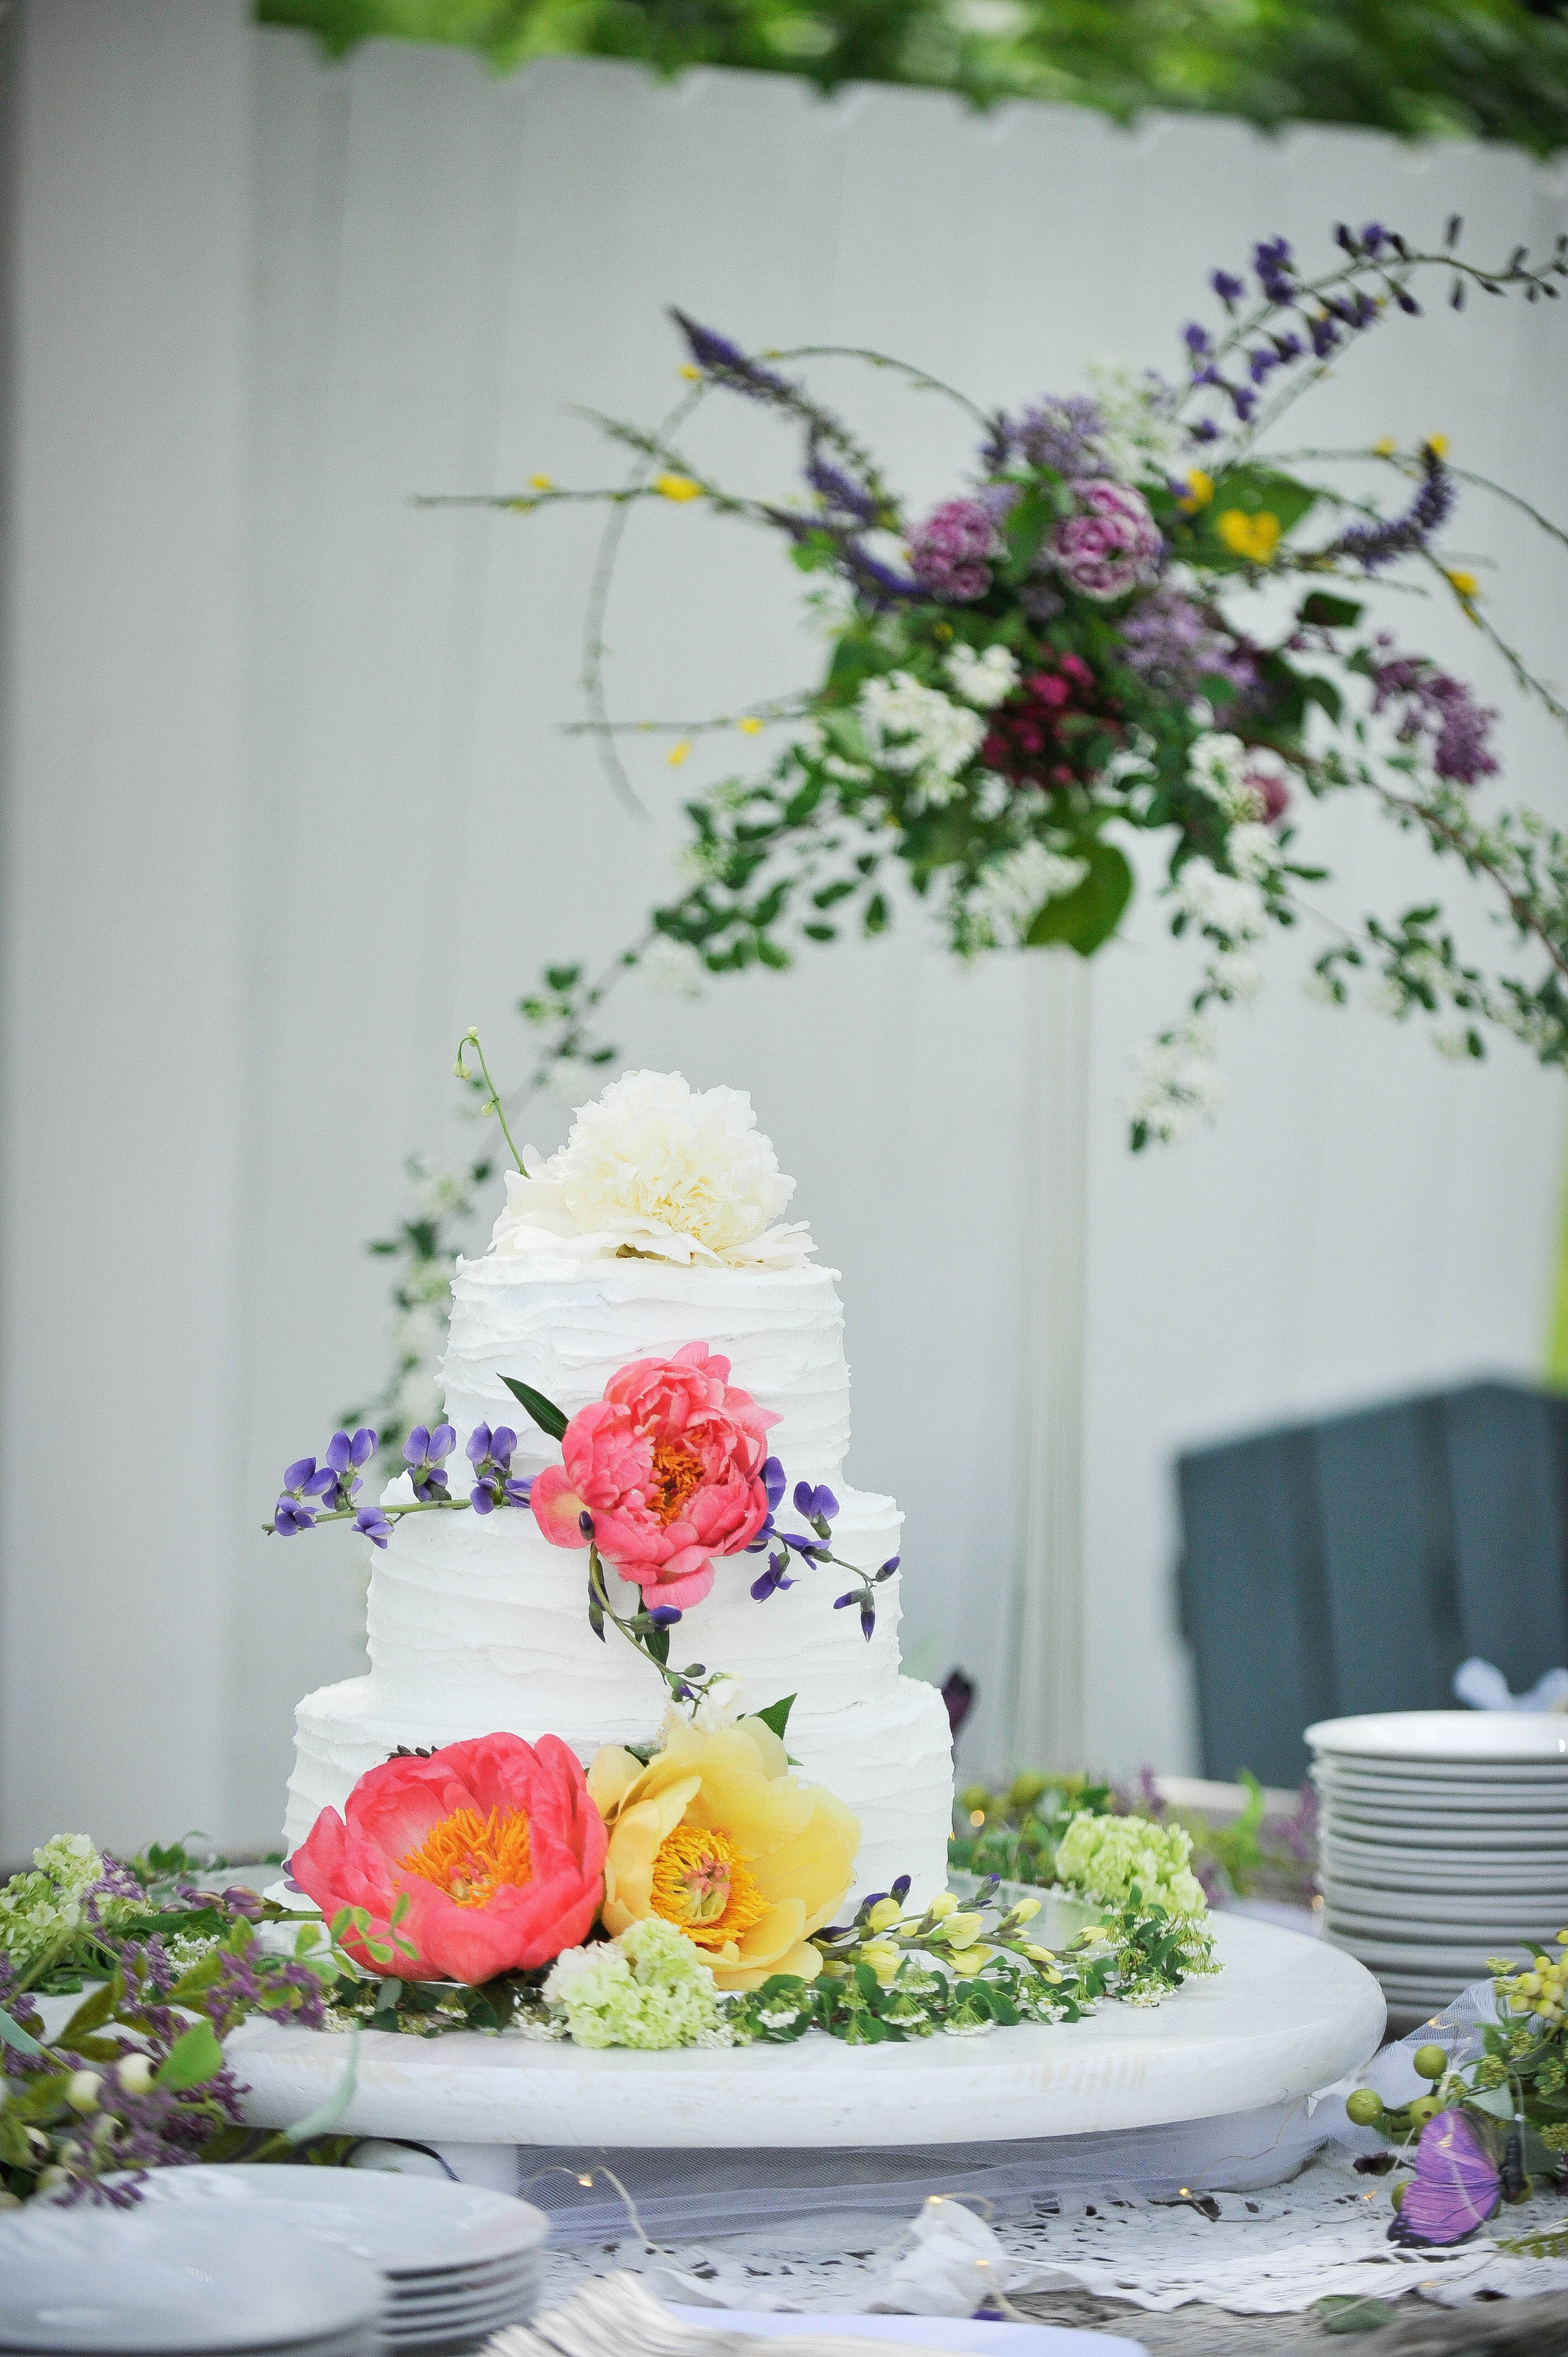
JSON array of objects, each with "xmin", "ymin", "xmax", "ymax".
[{"xmin": 488, "ymin": 1070, "xmax": 815, "ymax": 1272}]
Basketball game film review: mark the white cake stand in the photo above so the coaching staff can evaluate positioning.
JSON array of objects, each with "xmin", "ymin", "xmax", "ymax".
[{"xmin": 230, "ymin": 1916, "xmax": 1381, "ymax": 2161}]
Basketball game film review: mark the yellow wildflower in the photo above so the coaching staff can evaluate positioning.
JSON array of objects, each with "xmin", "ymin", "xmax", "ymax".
[
  {"xmin": 587, "ymin": 1719, "xmax": 860, "ymax": 1991},
  {"xmin": 654, "ymin": 472, "xmax": 703, "ymax": 503},
  {"xmin": 1425, "ymin": 434, "xmax": 1450, "ymax": 457},
  {"xmin": 736, "ymin": 716, "xmax": 763, "ymax": 736},
  {"xmin": 1217, "ymin": 509, "xmax": 1281, "ymax": 564},
  {"xmin": 1179, "ymin": 469, "xmax": 1215, "ymax": 513},
  {"xmin": 667, "ymin": 740, "xmax": 692, "ymax": 768},
  {"xmin": 678, "ymin": 364, "xmax": 701, "ymax": 381},
  {"xmin": 1445, "ymin": 569, "xmax": 1480, "ymax": 600},
  {"xmin": 528, "ymin": 472, "xmax": 555, "ymax": 491},
  {"xmin": 1372, "ymin": 437, "xmax": 1397, "ymax": 457}
]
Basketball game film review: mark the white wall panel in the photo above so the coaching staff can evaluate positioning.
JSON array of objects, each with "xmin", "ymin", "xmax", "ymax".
[{"xmin": 3, "ymin": 24, "xmax": 1565, "ymax": 1854}]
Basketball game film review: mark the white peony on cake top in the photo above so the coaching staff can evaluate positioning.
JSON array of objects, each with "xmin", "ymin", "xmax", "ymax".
[{"xmin": 488, "ymin": 1069, "xmax": 817, "ymax": 1270}]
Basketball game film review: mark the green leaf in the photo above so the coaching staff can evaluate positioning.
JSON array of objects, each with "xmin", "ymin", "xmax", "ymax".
[
  {"xmin": 645, "ymin": 1622, "xmax": 671, "ymax": 1666},
  {"xmin": 283, "ymin": 2026, "xmax": 360, "ymax": 2144},
  {"xmin": 1299, "ymin": 592, "xmax": 1364, "ymax": 629},
  {"xmin": 499, "ymin": 1375, "xmax": 568, "ymax": 1440},
  {"xmin": 1024, "ymin": 841, "xmax": 1134, "ymax": 957},
  {"xmin": 57, "ymin": 1973, "xmax": 123, "ymax": 2044},
  {"xmin": 862, "ymin": 892, "xmax": 889, "ymax": 937},
  {"xmin": 1000, "ymin": 488, "xmax": 1054, "ymax": 584},
  {"xmin": 1313, "ymin": 2294, "xmax": 1396, "ymax": 2333},
  {"xmin": 0, "ymin": 2006, "xmax": 46, "ymax": 2060},
  {"xmin": 1301, "ymin": 674, "xmax": 1344, "ymax": 723},
  {"xmin": 154, "ymin": 2018, "xmax": 225, "ymax": 2092},
  {"xmin": 756, "ymin": 1694, "xmax": 796, "ymax": 1739}
]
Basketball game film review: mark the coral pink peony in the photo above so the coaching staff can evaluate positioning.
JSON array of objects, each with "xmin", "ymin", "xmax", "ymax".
[
  {"xmin": 531, "ymin": 1339, "xmax": 778, "ymax": 1609},
  {"xmin": 290, "ymin": 1732, "xmax": 607, "ymax": 1984}
]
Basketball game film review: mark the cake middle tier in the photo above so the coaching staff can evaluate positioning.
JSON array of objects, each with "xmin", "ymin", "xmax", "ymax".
[
  {"xmin": 441, "ymin": 1255, "xmax": 852, "ymax": 1489},
  {"xmin": 366, "ymin": 1475, "xmax": 908, "ymax": 1719}
]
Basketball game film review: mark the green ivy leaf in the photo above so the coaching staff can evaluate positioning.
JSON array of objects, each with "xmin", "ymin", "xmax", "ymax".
[
  {"xmin": 1024, "ymin": 841, "xmax": 1134, "ymax": 957},
  {"xmin": 1000, "ymin": 488, "xmax": 1054, "ymax": 584},
  {"xmin": 1299, "ymin": 592, "xmax": 1365, "ymax": 629},
  {"xmin": 756, "ymin": 1693, "xmax": 796, "ymax": 1738},
  {"xmin": 499, "ymin": 1375, "xmax": 568, "ymax": 1440}
]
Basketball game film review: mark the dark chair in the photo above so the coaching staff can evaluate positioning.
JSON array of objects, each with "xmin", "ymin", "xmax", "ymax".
[{"xmin": 1175, "ymin": 1379, "xmax": 1568, "ymax": 1787}]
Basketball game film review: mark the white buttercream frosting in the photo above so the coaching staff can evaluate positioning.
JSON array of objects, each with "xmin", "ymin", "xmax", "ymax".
[
  {"xmin": 283, "ymin": 1077, "xmax": 954, "ymax": 1909},
  {"xmin": 490, "ymin": 1070, "xmax": 816, "ymax": 1269}
]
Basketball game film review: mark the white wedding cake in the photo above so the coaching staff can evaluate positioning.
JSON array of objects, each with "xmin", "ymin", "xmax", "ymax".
[{"xmin": 283, "ymin": 1072, "xmax": 955, "ymax": 1906}]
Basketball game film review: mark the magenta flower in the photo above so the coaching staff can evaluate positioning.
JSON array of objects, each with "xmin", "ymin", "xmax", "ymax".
[
  {"xmin": 1050, "ymin": 481, "xmax": 1163, "ymax": 602},
  {"xmin": 908, "ymin": 497, "xmax": 1002, "ymax": 602}
]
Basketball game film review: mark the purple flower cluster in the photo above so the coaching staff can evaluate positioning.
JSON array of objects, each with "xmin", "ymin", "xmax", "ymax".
[
  {"xmin": 995, "ymin": 394, "xmax": 1104, "ymax": 479},
  {"xmin": 672, "ymin": 308, "xmax": 798, "ymax": 406},
  {"xmin": 1118, "ymin": 585, "xmax": 1256, "ymax": 698},
  {"xmin": 1369, "ymin": 638, "xmax": 1500, "ymax": 785},
  {"xmin": 467, "ymin": 1422, "xmax": 531, "ymax": 1515},
  {"xmin": 273, "ymin": 1427, "xmax": 376, "ymax": 1535},
  {"xmin": 1326, "ymin": 444, "xmax": 1454, "ymax": 572},
  {"xmin": 806, "ymin": 442, "xmax": 879, "ymax": 528},
  {"xmin": 1184, "ymin": 229, "xmax": 1402, "ymax": 434},
  {"xmin": 908, "ymin": 496, "xmax": 1004, "ymax": 602}
]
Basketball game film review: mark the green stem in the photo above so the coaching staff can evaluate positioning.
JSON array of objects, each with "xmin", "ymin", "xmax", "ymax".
[
  {"xmin": 265, "ymin": 1497, "xmax": 470, "ymax": 1537},
  {"xmin": 458, "ymin": 1029, "xmax": 526, "ymax": 1171}
]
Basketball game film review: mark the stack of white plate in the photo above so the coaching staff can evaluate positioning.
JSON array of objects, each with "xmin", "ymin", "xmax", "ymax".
[
  {"xmin": 115, "ymin": 2167, "xmax": 548, "ymax": 2352},
  {"xmin": 1307, "ymin": 1710, "xmax": 1568, "ymax": 2029},
  {"xmin": 0, "ymin": 2212, "xmax": 383, "ymax": 2354}
]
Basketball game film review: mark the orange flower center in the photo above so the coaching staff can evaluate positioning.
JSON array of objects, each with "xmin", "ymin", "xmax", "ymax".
[
  {"xmin": 398, "ymin": 1806, "xmax": 532, "ymax": 1908},
  {"xmin": 646, "ymin": 1439, "xmax": 706, "ymax": 1526},
  {"xmin": 651, "ymin": 1824, "xmax": 768, "ymax": 1949}
]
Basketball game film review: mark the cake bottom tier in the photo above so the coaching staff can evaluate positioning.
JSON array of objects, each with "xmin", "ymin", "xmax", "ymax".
[{"xmin": 284, "ymin": 1673, "xmax": 954, "ymax": 1912}]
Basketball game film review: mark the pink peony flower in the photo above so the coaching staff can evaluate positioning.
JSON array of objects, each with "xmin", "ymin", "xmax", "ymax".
[
  {"xmin": 290, "ymin": 1732, "xmax": 608, "ymax": 1984},
  {"xmin": 531, "ymin": 1339, "xmax": 778, "ymax": 1608},
  {"xmin": 1050, "ymin": 479, "xmax": 1162, "ymax": 602}
]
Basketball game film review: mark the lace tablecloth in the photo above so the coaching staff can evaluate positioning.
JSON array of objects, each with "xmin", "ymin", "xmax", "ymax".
[{"xmin": 532, "ymin": 2153, "xmax": 1568, "ymax": 2353}]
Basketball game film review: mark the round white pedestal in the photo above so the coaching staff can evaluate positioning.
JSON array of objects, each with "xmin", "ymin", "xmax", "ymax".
[{"xmin": 230, "ymin": 1915, "xmax": 1382, "ymax": 2151}]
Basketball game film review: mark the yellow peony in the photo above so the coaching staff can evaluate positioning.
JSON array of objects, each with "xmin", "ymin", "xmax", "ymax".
[{"xmin": 587, "ymin": 1719, "xmax": 860, "ymax": 1991}]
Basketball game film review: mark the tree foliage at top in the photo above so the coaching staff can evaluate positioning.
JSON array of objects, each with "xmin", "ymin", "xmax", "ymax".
[{"xmin": 257, "ymin": 0, "xmax": 1568, "ymax": 155}]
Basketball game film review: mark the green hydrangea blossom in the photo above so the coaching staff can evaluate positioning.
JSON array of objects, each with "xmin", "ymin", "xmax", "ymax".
[
  {"xmin": 543, "ymin": 1918, "xmax": 730, "ymax": 2050},
  {"xmin": 1054, "ymin": 1811, "xmax": 1207, "ymax": 1920},
  {"xmin": 0, "ymin": 1834, "xmax": 107, "ymax": 1973}
]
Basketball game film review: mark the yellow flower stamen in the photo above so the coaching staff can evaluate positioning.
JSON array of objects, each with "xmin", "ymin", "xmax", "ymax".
[
  {"xmin": 737, "ymin": 716, "xmax": 763, "ymax": 736},
  {"xmin": 667, "ymin": 739, "xmax": 692, "ymax": 767},
  {"xmin": 651, "ymin": 1824, "xmax": 768, "ymax": 1947},
  {"xmin": 528, "ymin": 473, "xmax": 555, "ymax": 491},
  {"xmin": 399, "ymin": 1806, "xmax": 532, "ymax": 1908},
  {"xmin": 1178, "ymin": 469, "xmax": 1214, "ymax": 513},
  {"xmin": 1216, "ymin": 509, "xmax": 1281, "ymax": 564},
  {"xmin": 653, "ymin": 473, "xmax": 702, "ymax": 503},
  {"xmin": 645, "ymin": 1439, "xmax": 706, "ymax": 1526}
]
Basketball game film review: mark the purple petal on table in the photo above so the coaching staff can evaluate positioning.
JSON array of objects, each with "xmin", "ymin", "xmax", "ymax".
[{"xmin": 1389, "ymin": 2109, "xmax": 1500, "ymax": 2247}]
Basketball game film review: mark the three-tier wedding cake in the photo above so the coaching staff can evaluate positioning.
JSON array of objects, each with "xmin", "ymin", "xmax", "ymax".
[{"xmin": 283, "ymin": 1072, "xmax": 955, "ymax": 1907}]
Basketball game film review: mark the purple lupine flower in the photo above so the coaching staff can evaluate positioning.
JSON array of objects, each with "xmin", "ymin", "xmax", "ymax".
[
  {"xmin": 273, "ymin": 1496, "xmax": 317, "ymax": 1536},
  {"xmin": 647, "ymin": 1604, "xmax": 683, "ymax": 1628},
  {"xmin": 467, "ymin": 1422, "xmax": 530, "ymax": 1514},
  {"xmin": 670, "ymin": 309, "xmax": 798, "ymax": 404},
  {"xmin": 1189, "ymin": 419, "xmax": 1221, "ymax": 444},
  {"xmin": 746, "ymin": 1456, "xmax": 788, "ymax": 1551},
  {"xmin": 781, "ymin": 1529, "xmax": 830, "ymax": 1559},
  {"xmin": 1369, "ymin": 637, "xmax": 1498, "ymax": 785},
  {"xmin": 842, "ymin": 540, "xmax": 928, "ymax": 608},
  {"xmin": 793, "ymin": 1479, "xmax": 840, "ymax": 1524},
  {"xmin": 1362, "ymin": 221, "xmax": 1388, "ymax": 253},
  {"xmin": 1184, "ymin": 323, "xmax": 1211, "ymax": 356},
  {"xmin": 1211, "ymin": 269, "xmax": 1246, "ymax": 304},
  {"xmin": 1327, "ymin": 444, "xmax": 1454, "ymax": 571},
  {"xmin": 355, "ymin": 1505, "xmax": 393, "ymax": 1548},
  {"xmin": 907, "ymin": 496, "xmax": 1002, "ymax": 602},
  {"xmin": 404, "ymin": 1422, "xmax": 456, "ymax": 1501},
  {"xmin": 807, "ymin": 448, "xmax": 879, "ymax": 526},
  {"xmin": 751, "ymin": 1550, "xmax": 795, "ymax": 1602},
  {"xmin": 317, "ymin": 1425, "xmax": 377, "ymax": 1513},
  {"xmin": 1253, "ymin": 236, "xmax": 1295, "ymax": 303}
]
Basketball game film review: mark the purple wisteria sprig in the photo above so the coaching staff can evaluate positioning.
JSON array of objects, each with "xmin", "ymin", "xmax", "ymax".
[
  {"xmin": 265, "ymin": 1420, "xmax": 532, "ymax": 1548},
  {"xmin": 749, "ymin": 1474, "xmax": 900, "ymax": 1640}
]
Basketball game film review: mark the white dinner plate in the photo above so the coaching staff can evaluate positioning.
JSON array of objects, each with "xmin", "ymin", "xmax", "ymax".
[
  {"xmin": 1323, "ymin": 1909, "xmax": 1551, "ymax": 1951},
  {"xmin": 1308, "ymin": 1713, "xmax": 1568, "ymax": 1764},
  {"xmin": 1319, "ymin": 1878, "xmax": 1565, "ymax": 1927},
  {"xmin": 0, "ymin": 2213, "xmax": 383, "ymax": 2353},
  {"xmin": 1317, "ymin": 1829, "xmax": 1568, "ymax": 1868},
  {"xmin": 669, "ymin": 2310, "xmax": 1150, "ymax": 2357},
  {"xmin": 1313, "ymin": 1765, "xmax": 1568, "ymax": 1801},
  {"xmin": 118, "ymin": 2164, "xmax": 548, "ymax": 2275},
  {"xmin": 1318, "ymin": 1802, "xmax": 1568, "ymax": 1838},
  {"xmin": 1325, "ymin": 1931, "xmax": 1527, "ymax": 1974}
]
